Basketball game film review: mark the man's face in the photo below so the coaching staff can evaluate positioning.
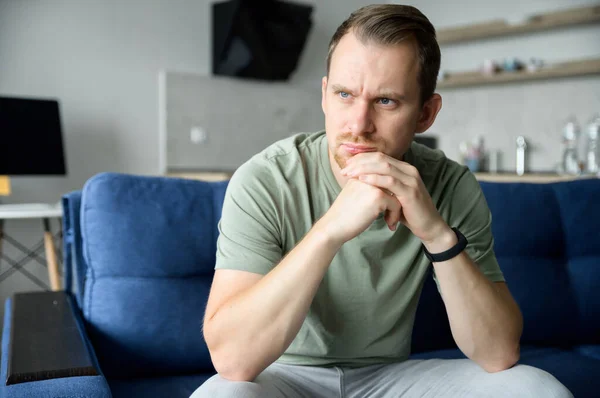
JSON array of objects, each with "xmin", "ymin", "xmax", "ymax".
[{"xmin": 322, "ymin": 31, "xmax": 429, "ymax": 171}]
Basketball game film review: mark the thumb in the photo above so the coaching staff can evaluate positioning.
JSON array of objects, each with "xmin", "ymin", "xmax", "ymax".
[{"xmin": 383, "ymin": 194, "xmax": 402, "ymax": 231}]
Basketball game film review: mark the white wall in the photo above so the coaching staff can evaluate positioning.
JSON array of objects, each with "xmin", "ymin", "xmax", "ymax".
[
  {"xmin": 0, "ymin": 0, "xmax": 213, "ymax": 305},
  {"xmin": 290, "ymin": 0, "xmax": 377, "ymax": 85},
  {"xmin": 390, "ymin": 0, "xmax": 600, "ymax": 171},
  {"xmin": 0, "ymin": 0, "xmax": 212, "ymax": 203}
]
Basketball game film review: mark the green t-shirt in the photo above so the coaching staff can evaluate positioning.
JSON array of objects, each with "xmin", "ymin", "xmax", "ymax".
[{"xmin": 215, "ymin": 130, "xmax": 504, "ymax": 367}]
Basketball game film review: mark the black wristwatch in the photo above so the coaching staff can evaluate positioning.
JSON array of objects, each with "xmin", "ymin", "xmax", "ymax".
[{"xmin": 423, "ymin": 227, "xmax": 468, "ymax": 263}]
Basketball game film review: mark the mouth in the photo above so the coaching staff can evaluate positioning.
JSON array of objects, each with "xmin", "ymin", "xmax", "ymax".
[{"xmin": 340, "ymin": 143, "xmax": 377, "ymax": 154}]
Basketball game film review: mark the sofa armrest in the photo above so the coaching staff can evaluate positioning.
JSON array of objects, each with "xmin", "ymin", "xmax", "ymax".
[{"xmin": 1, "ymin": 291, "xmax": 111, "ymax": 398}]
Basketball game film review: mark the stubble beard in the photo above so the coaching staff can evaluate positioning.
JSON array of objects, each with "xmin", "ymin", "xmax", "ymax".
[
  {"xmin": 333, "ymin": 150, "xmax": 350, "ymax": 170},
  {"xmin": 332, "ymin": 135, "xmax": 379, "ymax": 169}
]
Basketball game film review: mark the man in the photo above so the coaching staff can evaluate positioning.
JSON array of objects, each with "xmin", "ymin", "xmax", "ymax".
[{"xmin": 192, "ymin": 4, "xmax": 572, "ymax": 397}]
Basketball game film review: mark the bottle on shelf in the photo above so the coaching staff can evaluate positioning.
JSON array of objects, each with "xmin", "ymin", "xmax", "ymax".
[
  {"xmin": 560, "ymin": 118, "xmax": 581, "ymax": 175},
  {"xmin": 516, "ymin": 136, "xmax": 528, "ymax": 176},
  {"xmin": 585, "ymin": 114, "xmax": 600, "ymax": 174}
]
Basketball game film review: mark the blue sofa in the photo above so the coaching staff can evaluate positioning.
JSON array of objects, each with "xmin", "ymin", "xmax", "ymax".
[{"xmin": 1, "ymin": 172, "xmax": 599, "ymax": 397}]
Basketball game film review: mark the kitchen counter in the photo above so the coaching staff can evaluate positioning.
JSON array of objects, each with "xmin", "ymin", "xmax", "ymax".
[
  {"xmin": 474, "ymin": 172, "xmax": 598, "ymax": 183},
  {"xmin": 164, "ymin": 171, "xmax": 599, "ymax": 184}
]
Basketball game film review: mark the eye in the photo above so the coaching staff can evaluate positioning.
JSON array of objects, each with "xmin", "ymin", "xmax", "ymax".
[
  {"xmin": 377, "ymin": 98, "xmax": 395, "ymax": 106},
  {"xmin": 338, "ymin": 91, "xmax": 350, "ymax": 99}
]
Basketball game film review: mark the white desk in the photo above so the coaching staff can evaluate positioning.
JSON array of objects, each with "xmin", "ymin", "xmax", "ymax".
[
  {"xmin": 0, "ymin": 203, "xmax": 63, "ymax": 291},
  {"xmin": 0, "ymin": 203, "xmax": 62, "ymax": 219}
]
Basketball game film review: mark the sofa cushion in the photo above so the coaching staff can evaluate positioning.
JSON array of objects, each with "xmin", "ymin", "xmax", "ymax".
[
  {"xmin": 80, "ymin": 173, "xmax": 228, "ymax": 378},
  {"xmin": 553, "ymin": 181, "xmax": 600, "ymax": 343},
  {"xmin": 410, "ymin": 345, "xmax": 600, "ymax": 398},
  {"xmin": 516, "ymin": 346, "xmax": 600, "ymax": 398},
  {"xmin": 108, "ymin": 373, "xmax": 212, "ymax": 398},
  {"xmin": 413, "ymin": 179, "xmax": 600, "ymax": 352},
  {"xmin": 480, "ymin": 180, "xmax": 600, "ymax": 347}
]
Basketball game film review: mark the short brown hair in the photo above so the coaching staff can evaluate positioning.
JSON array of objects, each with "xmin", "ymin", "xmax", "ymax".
[{"xmin": 326, "ymin": 4, "xmax": 440, "ymax": 105}]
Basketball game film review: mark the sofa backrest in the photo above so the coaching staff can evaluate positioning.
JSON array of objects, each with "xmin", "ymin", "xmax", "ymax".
[
  {"xmin": 74, "ymin": 172, "xmax": 228, "ymax": 379},
  {"xmin": 412, "ymin": 179, "xmax": 600, "ymax": 352},
  {"xmin": 62, "ymin": 190, "xmax": 86, "ymax": 310},
  {"xmin": 69, "ymin": 173, "xmax": 600, "ymax": 374}
]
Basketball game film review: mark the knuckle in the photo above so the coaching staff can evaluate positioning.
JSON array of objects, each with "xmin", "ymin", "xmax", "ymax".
[
  {"xmin": 383, "ymin": 176, "xmax": 395, "ymax": 186},
  {"xmin": 374, "ymin": 189, "xmax": 387, "ymax": 201},
  {"xmin": 408, "ymin": 187, "xmax": 419, "ymax": 199}
]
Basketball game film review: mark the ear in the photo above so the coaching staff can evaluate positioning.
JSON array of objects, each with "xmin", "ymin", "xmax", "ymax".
[
  {"xmin": 415, "ymin": 93, "xmax": 442, "ymax": 134},
  {"xmin": 321, "ymin": 76, "xmax": 328, "ymax": 115}
]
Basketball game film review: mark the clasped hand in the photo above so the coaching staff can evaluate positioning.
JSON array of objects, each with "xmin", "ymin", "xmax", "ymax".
[{"xmin": 321, "ymin": 152, "xmax": 450, "ymax": 246}]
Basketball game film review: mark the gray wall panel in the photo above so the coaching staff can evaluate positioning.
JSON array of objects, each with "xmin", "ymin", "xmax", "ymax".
[{"xmin": 165, "ymin": 72, "xmax": 324, "ymax": 172}]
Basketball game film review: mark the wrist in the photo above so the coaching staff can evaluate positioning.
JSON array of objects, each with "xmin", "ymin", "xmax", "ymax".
[
  {"xmin": 422, "ymin": 224, "xmax": 457, "ymax": 254},
  {"xmin": 312, "ymin": 218, "xmax": 346, "ymax": 248}
]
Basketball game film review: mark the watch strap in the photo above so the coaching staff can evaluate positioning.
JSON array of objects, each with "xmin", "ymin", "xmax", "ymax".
[{"xmin": 423, "ymin": 227, "xmax": 468, "ymax": 263}]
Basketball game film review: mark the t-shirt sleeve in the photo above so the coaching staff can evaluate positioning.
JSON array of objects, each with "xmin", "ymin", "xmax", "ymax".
[
  {"xmin": 433, "ymin": 168, "xmax": 505, "ymax": 290},
  {"xmin": 215, "ymin": 159, "xmax": 283, "ymax": 275}
]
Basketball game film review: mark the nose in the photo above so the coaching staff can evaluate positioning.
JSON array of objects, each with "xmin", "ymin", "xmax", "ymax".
[{"xmin": 347, "ymin": 101, "xmax": 374, "ymax": 136}]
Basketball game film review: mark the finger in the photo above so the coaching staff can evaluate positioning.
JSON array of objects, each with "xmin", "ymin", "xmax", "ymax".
[
  {"xmin": 381, "ymin": 191, "xmax": 402, "ymax": 231},
  {"xmin": 342, "ymin": 152, "xmax": 389, "ymax": 173},
  {"xmin": 393, "ymin": 161, "xmax": 420, "ymax": 179},
  {"xmin": 384, "ymin": 201, "xmax": 402, "ymax": 231},
  {"xmin": 345, "ymin": 151, "xmax": 420, "ymax": 179},
  {"xmin": 343, "ymin": 159, "xmax": 419, "ymax": 189},
  {"xmin": 345, "ymin": 151, "xmax": 388, "ymax": 165},
  {"xmin": 358, "ymin": 173, "xmax": 410, "ymax": 198},
  {"xmin": 342, "ymin": 159, "xmax": 393, "ymax": 177},
  {"xmin": 398, "ymin": 209, "xmax": 407, "ymax": 225},
  {"xmin": 345, "ymin": 152, "xmax": 414, "ymax": 174}
]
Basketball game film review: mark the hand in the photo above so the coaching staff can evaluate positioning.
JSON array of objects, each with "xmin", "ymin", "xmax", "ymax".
[
  {"xmin": 340, "ymin": 152, "xmax": 455, "ymax": 251},
  {"xmin": 315, "ymin": 177, "xmax": 401, "ymax": 244}
]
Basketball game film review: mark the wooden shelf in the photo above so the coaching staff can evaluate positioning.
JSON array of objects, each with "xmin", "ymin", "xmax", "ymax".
[
  {"xmin": 437, "ymin": 4, "xmax": 600, "ymax": 45},
  {"xmin": 437, "ymin": 57, "xmax": 600, "ymax": 89}
]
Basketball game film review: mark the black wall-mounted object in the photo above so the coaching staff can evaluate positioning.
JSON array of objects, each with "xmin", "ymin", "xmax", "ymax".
[
  {"xmin": 0, "ymin": 96, "xmax": 67, "ymax": 175},
  {"xmin": 415, "ymin": 135, "xmax": 438, "ymax": 149},
  {"xmin": 212, "ymin": 0, "xmax": 314, "ymax": 81}
]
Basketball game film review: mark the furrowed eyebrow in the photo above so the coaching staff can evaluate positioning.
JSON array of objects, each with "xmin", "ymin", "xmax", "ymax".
[
  {"xmin": 330, "ymin": 84, "xmax": 406, "ymax": 101},
  {"xmin": 331, "ymin": 84, "xmax": 354, "ymax": 95},
  {"xmin": 377, "ymin": 91, "xmax": 406, "ymax": 101}
]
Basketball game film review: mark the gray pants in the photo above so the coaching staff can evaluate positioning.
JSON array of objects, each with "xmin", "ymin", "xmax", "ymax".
[{"xmin": 190, "ymin": 359, "xmax": 573, "ymax": 398}]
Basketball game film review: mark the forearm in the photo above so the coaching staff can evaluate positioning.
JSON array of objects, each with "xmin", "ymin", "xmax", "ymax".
[
  {"xmin": 205, "ymin": 223, "xmax": 342, "ymax": 381},
  {"xmin": 345, "ymin": 154, "xmax": 522, "ymax": 370},
  {"xmin": 431, "ymin": 246, "xmax": 523, "ymax": 372}
]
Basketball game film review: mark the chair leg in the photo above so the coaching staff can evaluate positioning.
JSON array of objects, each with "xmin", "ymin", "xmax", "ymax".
[
  {"xmin": 0, "ymin": 219, "xmax": 4, "ymax": 265},
  {"xmin": 43, "ymin": 218, "xmax": 61, "ymax": 291}
]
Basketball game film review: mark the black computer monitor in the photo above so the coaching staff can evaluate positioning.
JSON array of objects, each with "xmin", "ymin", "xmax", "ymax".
[{"xmin": 0, "ymin": 96, "xmax": 67, "ymax": 175}]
